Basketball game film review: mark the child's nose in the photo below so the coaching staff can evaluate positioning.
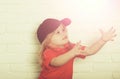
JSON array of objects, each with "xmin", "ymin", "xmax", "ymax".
[{"xmin": 62, "ymin": 31, "xmax": 67, "ymax": 35}]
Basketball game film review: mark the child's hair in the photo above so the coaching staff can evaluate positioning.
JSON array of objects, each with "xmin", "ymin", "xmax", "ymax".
[
  {"xmin": 38, "ymin": 33, "xmax": 53, "ymax": 65},
  {"xmin": 37, "ymin": 18, "xmax": 71, "ymax": 65}
]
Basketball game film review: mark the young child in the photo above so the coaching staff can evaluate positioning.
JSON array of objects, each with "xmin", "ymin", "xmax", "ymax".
[{"xmin": 37, "ymin": 18, "xmax": 116, "ymax": 79}]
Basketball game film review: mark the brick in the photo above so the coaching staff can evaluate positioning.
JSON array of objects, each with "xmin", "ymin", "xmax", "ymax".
[
  {"xmin": 112, "ymin": 63, "xmax": 120, "ymax": 72},
  {"xmin": 22, "ymin": 33, "xmax": 39, "ymax": 44},
  {"xmin": 82, "ymin": 54, "xmax": 112, "ymax": 63},
  {"xmin": 93, "ymin": 63, "xmax": 113, "ymax": 72},
  {"xmin": 0, "ymin": 54, "xmax": 37, "ymax": 64},
  {"xmin": 113, "ymin": 72, "xmax": 120, "ymax": 79},
  {"xmin": 3, "ymin": 72, "xmax": 39, "ymax": 79},
  {"xmin": 10, "ymin": 64, "xmax": 40, "ymax": 73},
  {"xmin": 74, "ymin": 61, "xmax": 92, "ymax": 72},
  {"xmin": 92, "ymin": 63, "xmax": 118, "ymax": 72},
  {"xmin": 4, "ymin": 33, "xmax": 38, "ymax": 44},
  {"xmin": 0, "ymin": 64, "xmax": 10, "ymax": 72},
  {"xmin": 0, "ymin": 72, "xmax": 13, "ymax": 79},
  {"xmin": 7, "ymin": 44, "xmax": 39, "ymax": 54},
  {"xmin": 73, "ymin": 72, "xmax": 113, "ymax": 79},
  {"xmin": 0, "ymin": 25, "xmax": 5, "ymax": 34},
  {"xmin": 0, "ymin": 45, "xmax": 7, "ymax": 53},
  {"xmin": 6, "ymin": 23, "xmax": 38, "ymax": 33},
  {"xmin": 4, "ymin": 33, "xmax": 25, "ymax": 44},
  {"xmin": 111, "ymin": 53, "xmax": 120, "ymax": 62},
  {"xmin": 0, "ymin": 34, "xmax": 7, "ymax": 44}
]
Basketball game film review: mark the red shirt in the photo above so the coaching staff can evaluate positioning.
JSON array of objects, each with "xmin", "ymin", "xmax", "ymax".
[{"xmin": 38, "ymin": 43, "xmax": 86, "ymax": 79}]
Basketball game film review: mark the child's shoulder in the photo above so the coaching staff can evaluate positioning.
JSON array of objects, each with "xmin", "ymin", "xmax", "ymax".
[
  {"xmin": 43, "ymin": 48, "xmax": 56, "ymax": 58},
  {"xmin": 44, "ymin": 48, "xmax": 55, "ymax": 54}
]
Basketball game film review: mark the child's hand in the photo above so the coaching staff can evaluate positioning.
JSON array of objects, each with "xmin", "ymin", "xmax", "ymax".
[
  {"xmin": 70, "ymin": 41, "xmax": 84, "ymax": 56},
  {"xmin": 99, "ymin": 27, "xmax": 117, "ymax": 42}
]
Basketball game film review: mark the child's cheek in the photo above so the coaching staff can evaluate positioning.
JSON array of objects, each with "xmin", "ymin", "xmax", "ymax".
[{"xmin": 51, "ymin": 36, "xmax": 61, "ymax": 44}]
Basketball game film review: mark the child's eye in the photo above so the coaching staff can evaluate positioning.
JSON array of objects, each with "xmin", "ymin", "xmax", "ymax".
[
  {"xmin": 62, "ymin": 29, "xmax": 65, "ymax": 31},
  {"xmin": 56, "ymin": 31, "xmax": 60, "ymax": 34}
]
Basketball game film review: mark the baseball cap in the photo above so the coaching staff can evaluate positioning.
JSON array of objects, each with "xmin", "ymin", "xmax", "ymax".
[{"xmin": 37, "ymin": 18, "xmax": 71, "ymax": 43}]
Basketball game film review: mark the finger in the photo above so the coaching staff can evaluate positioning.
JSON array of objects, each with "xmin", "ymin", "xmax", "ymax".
[
  {"xmin": 110, "ymin": 34, "xmax": 117, "ymax": 41},
  {"xmin": 111, "ymin": 28, "xmax": 116, "ymax": 33},
  {"xmin": 110, "ymin": 39, "xmax": 114, "ymax": 41},
  {"xmin": 108, "ymin": 27, "xmax": 113, "ymax": 32},
  {"xmin": 114, "ymin": 34, "xmax": 117, "ymax": 37},
  {"xmin": 75, "ymin": 41, "xmax": 81, "ymax": 49},
  {"xmin": 76, "ymin": 41, "xmax": 81, "ymax": 46},
  {"xmin": 99, "ymin": 29, "xmax": 104, "ymax": 35},
  {"xmin": 112, "ymin": 34, "xmax": 117, "ymax": 37}
]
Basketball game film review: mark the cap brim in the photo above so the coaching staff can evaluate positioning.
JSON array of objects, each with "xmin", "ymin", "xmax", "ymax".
[{"xmin": 61, "ymin": 18, "xmax": 71, "ymax": 26}]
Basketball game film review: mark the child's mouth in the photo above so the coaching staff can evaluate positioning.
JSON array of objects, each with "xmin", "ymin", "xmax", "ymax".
[{"xmin": 62, "ymin": 36, "xmax": 68, "ymax": 40}]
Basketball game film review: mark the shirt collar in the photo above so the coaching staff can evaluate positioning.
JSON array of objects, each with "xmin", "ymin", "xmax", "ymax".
[{"xmin": 46, "ymin": 42, "xmax": 74, "ymax": 52}]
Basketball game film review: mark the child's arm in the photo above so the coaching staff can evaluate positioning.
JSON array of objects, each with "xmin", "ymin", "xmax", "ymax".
[
  {"xmin": 50, "ymin": 50, "xmax": 76, "ymax": 66},
  {"xmin": 50, "ymin": 27, "xmax": 116, "ymax": 66},
  {"xmin": 80, "ymin": 27, "xmax": 116, "ymax": 56},
  {"xmin": 50, "ymin": 42, "xmax": 85, "ymax": 67}
]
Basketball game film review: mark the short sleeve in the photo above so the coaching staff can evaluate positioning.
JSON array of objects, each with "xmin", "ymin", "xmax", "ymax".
[{"xmin": 42, "ymin": 49, "xmax": 57, "ymax": 69}]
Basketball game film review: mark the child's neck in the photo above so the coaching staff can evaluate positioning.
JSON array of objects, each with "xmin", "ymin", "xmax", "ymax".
[
  {"xmin": 48, "ymin": 44, "xmax": 65, "ymax": 49},
  {"xmin": 48, "ymin": 42, "xmax": 70, "ymax": 49}
]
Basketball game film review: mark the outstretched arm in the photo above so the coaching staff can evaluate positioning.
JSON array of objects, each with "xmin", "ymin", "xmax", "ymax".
[
  {"xmin": 50, "ymin": 42, "xmax": 86, "ymax": 66},
  {"xmin": 82, "ymin": 27, "xmax": 116, "ymax": 56},
  {"xmin": 50, "ymin": 27, "xmax": 116, "ymax": 66}
]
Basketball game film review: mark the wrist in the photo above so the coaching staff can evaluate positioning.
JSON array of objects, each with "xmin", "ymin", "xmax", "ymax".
[
  {"xmin": 69, "ymin": 50, "xmax": 76, "ymax": 57},
  {"xmin": 100, "ymin": 38, "xmax": 108, "ymax": 43}
]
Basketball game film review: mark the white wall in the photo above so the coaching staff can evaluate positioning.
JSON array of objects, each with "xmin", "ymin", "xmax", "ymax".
[{"xmin": 0, "ymin": 0, "xmax": 120, "ymax": 79}]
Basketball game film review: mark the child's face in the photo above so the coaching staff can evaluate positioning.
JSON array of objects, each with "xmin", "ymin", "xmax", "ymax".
[{"xmin": 49, "ymin": 24, "xmax": 69, "ymax": 47}]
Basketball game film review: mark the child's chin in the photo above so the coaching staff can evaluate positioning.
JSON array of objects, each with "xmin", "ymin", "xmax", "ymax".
[{"xmin": 63, "ymin": 40, "xmax": 69, "ymax": 44}]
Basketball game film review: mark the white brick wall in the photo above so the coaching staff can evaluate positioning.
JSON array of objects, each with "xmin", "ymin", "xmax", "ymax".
[{"xmin": 0, "ymin": 0, "xmax": 120, "ymax": 79}]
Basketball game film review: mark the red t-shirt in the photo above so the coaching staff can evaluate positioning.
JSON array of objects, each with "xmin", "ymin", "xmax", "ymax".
[{"xmin": 38, "ymin": 43, "xmax": 86, "ymax": 79}]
